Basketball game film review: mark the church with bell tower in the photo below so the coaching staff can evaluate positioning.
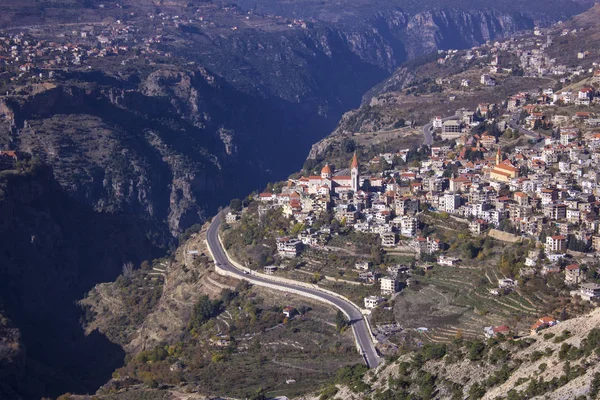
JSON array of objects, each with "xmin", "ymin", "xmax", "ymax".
[{"xmin": 300, "ymin": 152, "xmax": 362, "ymax": 195}]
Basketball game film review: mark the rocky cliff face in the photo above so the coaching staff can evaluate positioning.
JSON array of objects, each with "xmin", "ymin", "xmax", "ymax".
[
  {"xmin": 325, "ymin": 307, "xmax": 600, "ymax": 400},
  {"xmin": 0, "ymin": 164, "xmax": 158, "ymax": 399}
]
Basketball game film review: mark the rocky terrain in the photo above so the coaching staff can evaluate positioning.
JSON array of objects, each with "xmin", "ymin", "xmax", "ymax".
[
  {"xmin": 319, "ymin": 307, "xmax": 600, "ymax": 400},
  {"xmin": 0, "ymin": 162, "xmax": 159, "ymax": 399}
]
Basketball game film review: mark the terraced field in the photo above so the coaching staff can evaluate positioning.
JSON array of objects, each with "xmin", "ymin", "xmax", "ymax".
[{"xmin": 394, "ymin": 262, "xmax": 547, "ymax": 343}]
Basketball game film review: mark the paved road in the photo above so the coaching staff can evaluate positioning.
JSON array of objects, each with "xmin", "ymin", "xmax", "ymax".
[
  {"xmin": 508, "ymin": 111, "xmax": 543, "ymax": 145},
  {"xmin": 423, "ymin": 122, "xmax": 434, "ymax": 146},
  {"xmin": 206, "ymin": 216, "xmax": 381, "ymax": 368}
]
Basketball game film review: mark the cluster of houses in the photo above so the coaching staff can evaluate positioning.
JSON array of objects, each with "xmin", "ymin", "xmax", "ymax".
[
  {"xmin": 484, "ymin": 315, "xmax": 560, "ymax": 339},
  {"xmin": 222, "ymin": 21, "xmax": 600, "ymax": 335},
  {"xmin": 435, "ymin": 21, "xmax": 598, "ymax": 94},
  {"xmin": 0, "ymin": 4, "xmax": 324, "ymax": 88},
  {"xmin": 0, "ymin": 24, "xmax": 135, "ymax": 83},
  {"xmin": 236, "ymin": 60, "xmax": 600, "ymax": 309}
]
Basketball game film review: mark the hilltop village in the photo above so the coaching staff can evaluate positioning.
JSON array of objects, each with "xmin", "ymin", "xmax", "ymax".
[{"xmin": 0, "ymin": 3, "xmax": 314, "ymax": 91}]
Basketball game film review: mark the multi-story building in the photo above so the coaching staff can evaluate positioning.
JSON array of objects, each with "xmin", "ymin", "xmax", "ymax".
[
  {"xmin": 364, "ymin": 296, "xmax": 384, "ymax": 309},
  {"xmin": 565, "ymin": 264, "xmax": 582, "ymax": 286},
  {"xmin": 276, "ymin": 237, "xmax": 302, "ymax": 258},
  {"xmin": 545, "ymin": 235, "xmax": 566, "ymax": 254},
  {"xmin": 381, "ymin": 232, "xmax": 396, "ymax": 247},
  {"xmin": 441, "ymin": 120, "xmax": 462, "ymax": 140},
  {"xmin": 572, "ymin": 283, "xmax": 600, "ymax": 301},
  {"xmin": 380, "ymin": 277, "xmax": 399, "ymax": 295},
  {"xmin": 400, "ymin": 216, "xmax": 418, "ymax": 237},
  {"xmin": 444, "ymin": 193, "xmax": 461, "ymax": 213}
]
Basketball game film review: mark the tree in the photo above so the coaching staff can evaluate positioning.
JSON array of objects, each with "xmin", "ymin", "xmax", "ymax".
[
  {"xmin": 371, "ymin": 245, "xmax": 384, "ymax": 265},
  {"xmin": 341, "ymin": 138, "xmax": 357, "ymax": 154},
  {"xmin": 140, "ymin": 260, "xmax": 152, "ymax": 271},
  {"xmin": 122, "ymin": 261, "xmax": 134, "ymax": 278},
  {"xmin": 335, "ymin": 310, "xmax": 349, "ymax": 332},
  {"xmin": 189, "ymin": 295, "xmax": 222, "ymax": 332},
  {"xmin": 229, "ymin": 198, "xmax": 243, "ymax": 212},
  {"xmin": 567, "ymin": 235, "xmax": 591, "ymax": 252},
  {"xmin": 461, "ymin": 242, "xmax": 481, "ymax": 259}
]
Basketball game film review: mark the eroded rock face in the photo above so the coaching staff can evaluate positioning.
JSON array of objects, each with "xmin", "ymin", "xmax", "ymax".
[
  {"xmin": 0, "ymin": 165, "xmax": 158, "ymax": 399},
  {"xmin": 0, "ymin": 70, "xmax": 227, "ymax": 237}
]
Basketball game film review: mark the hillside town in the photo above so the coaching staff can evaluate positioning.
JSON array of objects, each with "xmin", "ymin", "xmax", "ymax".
[{"xmin": 229, "ymin": 55, "xmax": 600, "ymax": 338}]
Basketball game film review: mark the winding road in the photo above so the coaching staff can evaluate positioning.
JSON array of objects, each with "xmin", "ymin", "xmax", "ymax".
[
  {"xmin": 206, "ymin": 216, "xmax": 381, "ymax": 368},
  {"xmin": 423, "ymin": 121, "xmax": 434, "ymax": 146}
]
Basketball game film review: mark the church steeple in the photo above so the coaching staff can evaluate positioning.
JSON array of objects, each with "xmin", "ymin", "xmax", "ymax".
[
  {"xmin": 321, "ymin": 163, "xmax": 332, "ymax": 179},
  {"xmin": 351, "ymin": 151, "xmax": 359, "ymax": 169},
  {"xmin": 496, "ymin": 147, "xmax": 502, "ymax": 165},
  {"xmin": 350, "ymin": 152, "xmax": 359, "ymax": 192}
]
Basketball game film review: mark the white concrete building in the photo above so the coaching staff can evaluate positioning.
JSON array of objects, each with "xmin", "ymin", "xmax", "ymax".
[{"xmin": 380, "ymin": 277, "xmax": 399, "ymax": 295}]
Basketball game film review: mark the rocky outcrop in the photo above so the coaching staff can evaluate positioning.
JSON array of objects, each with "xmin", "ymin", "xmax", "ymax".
[{"xmin": 81, "ymin": 223, "xmax": 239, "ymax": 353}]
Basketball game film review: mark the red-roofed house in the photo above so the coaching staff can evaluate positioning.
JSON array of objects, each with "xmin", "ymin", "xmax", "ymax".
[{"xmin": 530, "ymin": 316, "xmax": 558, "ymax": 335}]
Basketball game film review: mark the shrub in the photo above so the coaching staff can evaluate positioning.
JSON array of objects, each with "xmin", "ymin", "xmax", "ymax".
[
  {"xmin": 538, "ymin": 363, "xmax": 547, "ymax": 372},
  {"xmin": 543, "ymin": 332, "xmax": 555, "ymax": 340},
  {"xmin": 335, "ymin": 364, "xmax": 370, "ymax": 393},
  {"xmin": 489, "ymin": 347, "xmax": 509, "ymax": 364},
  {"xmin": 189, "ymin": 295, "xmax": 223, "ymax": 333},
  {"xmin": 530, "ymin": 351, "xmax": 544, "ymax": 362},
  {"xmin": 320, "ymin": 385, "xmax": 339, "ymax": 400},
  {"xmin": 421, "ymin": 343, "xmax": 447, "ymax": 361},
  {"xmin": 468, "ymin": 382, "xmax": 486, "ymax": 399},
  {"xmin": 467, "ymin": 340, "xmax": 486, "ymax": 361},
  {"xmin": 417, "ymin": 372, "xmax": 436, "ymax": 400},
  {"xmin": 590, "ymin": 373, "xmax": 600, "ymax": 399},
  {"xmin": 553, "ymin": 330, "xmax": 571, "ymax": 343}
]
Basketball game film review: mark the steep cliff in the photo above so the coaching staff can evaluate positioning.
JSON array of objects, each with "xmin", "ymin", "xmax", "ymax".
[
  {"xmin": 0, "ymin": 163, "xmax": 159, "ymax": 399},
  {"xmin": 0, "ymin": 314, "xmax": 24, "ymax": 400}
]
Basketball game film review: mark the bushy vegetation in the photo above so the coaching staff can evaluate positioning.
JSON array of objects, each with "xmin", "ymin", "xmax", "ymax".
[
  {"xmin": 108, "ymin": 280, "xmax": 360, "ymax": 397},
  {"xmin": 82, "ymin": 261, "xmax": 164, "ymax": 346},
  {"xmin": 222, "ymin": 203, "xmax": 286, "ymax": 269},
  {"xmin": 188, "ymin": 295, "xmax": 225, "ymax": 334},
  {"xmin": 335, "ymin": 364, "xmax": 370, "ymax": 393}
]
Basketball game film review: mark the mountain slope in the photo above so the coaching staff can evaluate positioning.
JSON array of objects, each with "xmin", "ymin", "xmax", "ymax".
[{"xmin": 330, "ymin": 307, "xmax": 600, "ymax": 400}]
